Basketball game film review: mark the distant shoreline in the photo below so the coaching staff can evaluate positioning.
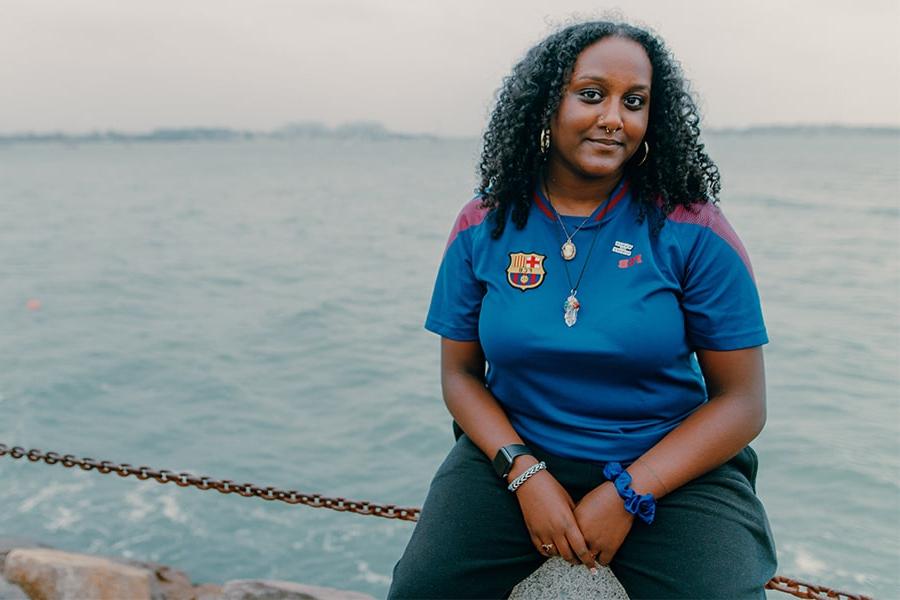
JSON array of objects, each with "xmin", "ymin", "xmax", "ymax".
[
  {"xmin": 706, "ymin": 124, "xmax": 900, "ymax": 135},
  {"xmin": 0, "ymin": 122, "xmax": 897, "ymax": 144},
  {"xmin": 0, "ymin": 121, "xmax": 440, "ymax": 145}
]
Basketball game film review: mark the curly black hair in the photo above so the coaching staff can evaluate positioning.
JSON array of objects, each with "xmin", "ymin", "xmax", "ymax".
[{"xmin": 477, "ymin": 19, "xmax": 721, "ymax": 238}]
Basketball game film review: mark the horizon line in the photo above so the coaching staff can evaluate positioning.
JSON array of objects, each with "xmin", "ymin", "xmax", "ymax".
[{"xmin": 1, "ymin": 120, "xmax": 898, "ymax": 141}]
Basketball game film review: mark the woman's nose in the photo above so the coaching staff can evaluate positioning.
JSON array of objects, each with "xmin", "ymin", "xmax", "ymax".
[{"xmin": 598, "ymin": 105, "xmax": 624, "ymax": 133}]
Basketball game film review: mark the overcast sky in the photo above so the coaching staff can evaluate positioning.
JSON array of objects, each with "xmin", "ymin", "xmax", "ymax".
[{"xmin": 2, "ymin": 0, "xmax": 898, "ymax": 136}]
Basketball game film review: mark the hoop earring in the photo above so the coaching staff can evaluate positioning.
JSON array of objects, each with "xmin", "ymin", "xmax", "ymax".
[
  {"xmin": 540, "ymin": 127, "xmax": 551, "ymax": 155},
  {"xmin": 636, "ymin": 141, "xmax": 650, "ymax": 166}
]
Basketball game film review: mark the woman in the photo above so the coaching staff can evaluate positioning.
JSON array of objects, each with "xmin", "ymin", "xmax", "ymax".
[{"xmin": 389, "ymin": 19, "xmax": 777, "ymax": 599}]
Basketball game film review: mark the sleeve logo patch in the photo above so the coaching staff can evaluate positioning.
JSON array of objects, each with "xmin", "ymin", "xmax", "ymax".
[{"xmin": 506, "ymin": 252, "xmax": 546, "ymax": 291}]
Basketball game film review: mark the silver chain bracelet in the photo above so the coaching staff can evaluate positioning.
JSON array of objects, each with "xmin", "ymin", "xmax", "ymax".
[{"xmin": 507, "ymin": 461, "xmax": 547, "ymax": 492}]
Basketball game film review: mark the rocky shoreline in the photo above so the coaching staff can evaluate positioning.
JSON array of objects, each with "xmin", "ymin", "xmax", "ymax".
[{"xmin": 0, "ymin": 537, "xmax": 374, "ymax": 600}]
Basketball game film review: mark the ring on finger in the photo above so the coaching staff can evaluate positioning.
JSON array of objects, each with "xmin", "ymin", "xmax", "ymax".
[{"xmin": 540, "ymin": 543, "xmax": 555, "ymax": 553}]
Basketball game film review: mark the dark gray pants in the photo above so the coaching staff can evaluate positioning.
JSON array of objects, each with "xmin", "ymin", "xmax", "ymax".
[{"xmin": 389, "ymin": 427, "xmax": 777, "ymax": 599}]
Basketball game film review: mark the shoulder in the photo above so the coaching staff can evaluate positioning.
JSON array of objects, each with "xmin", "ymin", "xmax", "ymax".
[
  {"xmin": 662, "ymin": 199, "xmax": 739, "ymax": 246},
  {"xmin": 446, "ymin": 196, "xmax": 492, "ymax": 249},
  {"xmin": 664, "ymin": 199, "xmax": 725, "ymax": 229},
  {"xmin": 662, "ymin": 200, "xmax": 755, "ymax": 279},
  {"xmin": 456, "ymin": 196, "xmax": 491, "ymax": 228}
]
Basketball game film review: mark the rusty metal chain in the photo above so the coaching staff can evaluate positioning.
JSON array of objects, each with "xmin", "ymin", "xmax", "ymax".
[
  {"xmin": 0, "ymin": 443, "xmax": 874, "ymax": 600},
  {"xmin": 766, "ymin": 576, "xmax": 872, "ymax": 600},
  {"xmin": 0, "ymin": 443, "xmax": 419, "ymax": 522}
]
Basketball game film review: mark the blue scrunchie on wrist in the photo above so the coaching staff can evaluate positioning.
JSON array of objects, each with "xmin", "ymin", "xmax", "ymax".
[{"xmin": 603, "ymin": 462, "xmax": 656, "ymax": 525}]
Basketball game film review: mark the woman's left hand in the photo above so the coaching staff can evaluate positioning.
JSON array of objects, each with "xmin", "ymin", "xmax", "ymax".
[{"xmin": 572, "ymin": 481, "xmax": 635, "ymax": 566}]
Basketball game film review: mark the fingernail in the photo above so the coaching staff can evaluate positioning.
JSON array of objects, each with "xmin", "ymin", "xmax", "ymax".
[{"xmin": 590, "ymin": 567, "xmax": 598, "ymax": 576}]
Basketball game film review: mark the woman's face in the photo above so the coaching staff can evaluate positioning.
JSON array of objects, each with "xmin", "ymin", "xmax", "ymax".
[{"xmin": 548, "ymin": 36, "xmax": 652, "ymax": 181}]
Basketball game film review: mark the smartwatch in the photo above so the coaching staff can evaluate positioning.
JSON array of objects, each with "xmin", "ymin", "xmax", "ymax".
[{"xmin": 492, "ymin": 444, "xmax": 534, "ymax": 479}]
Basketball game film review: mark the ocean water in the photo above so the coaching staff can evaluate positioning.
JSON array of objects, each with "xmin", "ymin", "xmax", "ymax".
[{"xmin": 1, "ymin": 131, "xmax": 897, "ymax": 598}]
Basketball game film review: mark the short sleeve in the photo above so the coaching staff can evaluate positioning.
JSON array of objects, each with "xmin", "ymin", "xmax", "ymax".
[
  {"xmin": 424, "ymin": 199, "xmax": 489, "ymax": 341},
  {"xmin": 674, "ymin": 205, "xmax": 768, "ymax": 351}
]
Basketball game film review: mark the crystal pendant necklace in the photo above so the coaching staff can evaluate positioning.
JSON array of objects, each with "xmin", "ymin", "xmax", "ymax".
[{"xmin": 560, "ymin": 223, "xmax": 602, "ymax": 327}]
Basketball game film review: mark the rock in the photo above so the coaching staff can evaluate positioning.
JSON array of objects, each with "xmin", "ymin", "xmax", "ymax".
[
  {"xmin": 509, "ymin": 557, "xmax": 630, "ymax": 599},
  {"xmin": 100, "ymin": 555, "xmax": 224, "ymax": 599},
  {"xmin": 193, "ymin": 582, "xmax": 225, "ymax": 600},
  {"xmin": 0, "ymin": 576, "xmax": 29, "ymax": 600},
  {"xmin": 114, "ymin": 558, "xmax": 196, "ymax": 600},
  {"xmin": 4, "ymin": 548, "xmax": 163, "ymax": 600},
  {"xmin": 221, "ymin": 579, "xmax": 375, "ymax": 600},
  {"xmin": 0, "ymin": 537, "xmax": 51, "ymax": 572}
]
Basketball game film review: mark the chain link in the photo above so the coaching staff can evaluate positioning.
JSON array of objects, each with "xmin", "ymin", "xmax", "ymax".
[
  {"xmin": 766, "ymin": 576, "xmax": 872, "ymax": 600},
  {"xmin": 0, "ymin": 443, "xmax": 419, "ymax": 522},
  {"xmin": 0, "ymin": 443, "xmax": 873, "ymax": 599}
]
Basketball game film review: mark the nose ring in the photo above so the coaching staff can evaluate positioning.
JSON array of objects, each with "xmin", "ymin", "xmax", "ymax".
[{"xmin": 600, "ymin": 116, "xmax": 621, "ymax": 134}]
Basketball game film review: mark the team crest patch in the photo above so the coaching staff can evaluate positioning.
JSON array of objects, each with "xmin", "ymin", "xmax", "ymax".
[{"xmin": 506, "ymin": 252, "xmax": 546, "ymax": 291}]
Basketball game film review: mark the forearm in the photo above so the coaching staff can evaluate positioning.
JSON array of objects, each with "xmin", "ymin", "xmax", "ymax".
[
  {"xmin": 624, "ymin": 391, "xmax": 766, "ymax": 499},
  {"xmin": 442, "ymin": 368, "xmax": 538, "ymax": 482}
]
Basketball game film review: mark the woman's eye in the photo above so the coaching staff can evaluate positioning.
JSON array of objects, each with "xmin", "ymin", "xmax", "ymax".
[
  {"xmin": 624, "ymin": 96, "xmax": 646, "ymax": 109},
  {"xmin": 579, "ymin": 89, "xmax": 603, "ymax": 102}
]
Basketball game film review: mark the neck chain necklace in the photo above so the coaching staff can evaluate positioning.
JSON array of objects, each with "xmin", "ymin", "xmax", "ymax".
[
  {"xmin": 543, "ymin": 180, "xmax": 599, "ymax": 261},
  {"xmin": 557, "ymin": 221, "xmax": 602, "ymax": 327},
  {"xmin": 542, "ymin": 179, "xmax": 621, "ymax": 327}
]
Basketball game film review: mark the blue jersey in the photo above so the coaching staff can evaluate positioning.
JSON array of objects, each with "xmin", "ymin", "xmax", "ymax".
[{"xmin": 425, "ymin": 179, "xmax": 768, "ymax": 463}]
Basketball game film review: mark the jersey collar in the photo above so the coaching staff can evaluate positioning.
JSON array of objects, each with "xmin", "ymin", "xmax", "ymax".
[{"xmin": 533, "ymin": 176, "xmax": 631, "ymax": 227}]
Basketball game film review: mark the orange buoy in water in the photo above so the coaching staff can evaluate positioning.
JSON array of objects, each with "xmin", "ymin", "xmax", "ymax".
[{"xmin": 26, "ymin": 299, "xmax": 41, "ymax": 311}]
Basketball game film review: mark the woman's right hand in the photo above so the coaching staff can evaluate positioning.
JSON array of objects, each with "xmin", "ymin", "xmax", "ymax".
[{"xmin": 510, "ymin": 458, "xmax": 597, "ymax": 571}]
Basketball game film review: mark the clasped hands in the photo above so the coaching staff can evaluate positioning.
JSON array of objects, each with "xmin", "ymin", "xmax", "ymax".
[{"xmin": 515, "ymin": 467, "xmax": 635, "ymax": 571}]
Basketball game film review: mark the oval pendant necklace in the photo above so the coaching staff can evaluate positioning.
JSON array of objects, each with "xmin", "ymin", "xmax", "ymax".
[{"xmin": 543, "ymin": 181, "xmax": 597, "ymax": 261}]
